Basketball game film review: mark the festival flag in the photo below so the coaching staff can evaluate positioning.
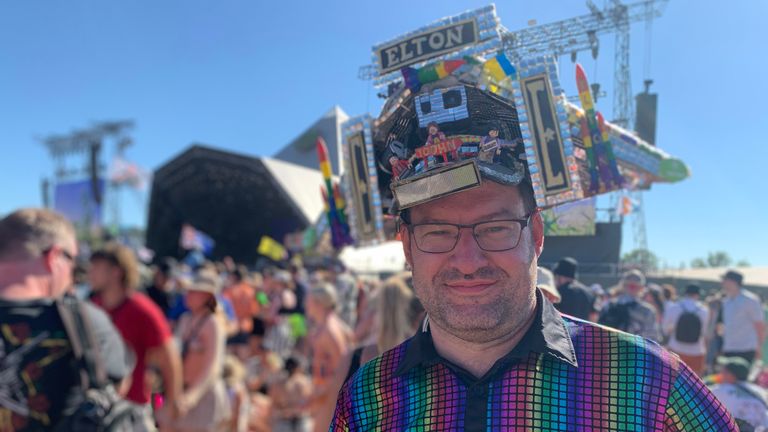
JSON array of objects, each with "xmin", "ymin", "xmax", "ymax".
[
  {"xmin": 618, "ymin": 195, "xmax": 637, "ymax": 216},
  {"xmin": 258, "ymin": 235, "xmax": 288, "ymax": 262},
  {"xmin": 482, "ymin": 53, "xmax": 517, "ymax": 82},
  {"xmin": 180, "ymin": 224, "xmax": 215, "ymax": 256},
  {"xmin": 316, "ymin": 136, "xmax": 353, "ymax": 249}
]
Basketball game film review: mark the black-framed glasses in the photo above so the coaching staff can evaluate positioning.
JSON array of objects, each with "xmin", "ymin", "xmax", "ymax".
[{"xmin": 407, "ymin": 214, "xmax": 532, "ymax": 253}]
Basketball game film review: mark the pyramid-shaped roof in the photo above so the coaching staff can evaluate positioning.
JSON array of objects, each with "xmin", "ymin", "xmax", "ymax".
[{"xmin": 272, "ymin": 106, "xmax": 349, "ymax": 175}]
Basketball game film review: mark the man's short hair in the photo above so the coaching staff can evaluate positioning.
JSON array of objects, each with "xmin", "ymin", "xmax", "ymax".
[
  {"xmin": 0, "ymin": 208, "xmax": 75, "ymax": 261},
  {"xmin": 90, "ymin": 243, "xmax": 140, "ymax": 290}
]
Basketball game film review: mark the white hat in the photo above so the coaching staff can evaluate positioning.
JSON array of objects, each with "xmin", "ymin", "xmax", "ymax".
[{"xmin": 537, "ymin": 267, "xmax": 561, "ymax": 304}]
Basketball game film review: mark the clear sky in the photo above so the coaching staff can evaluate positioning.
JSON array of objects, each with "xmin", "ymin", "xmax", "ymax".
[{"xmin": 1, "ymin": 0, "xmax": 766, "ymax": 267}]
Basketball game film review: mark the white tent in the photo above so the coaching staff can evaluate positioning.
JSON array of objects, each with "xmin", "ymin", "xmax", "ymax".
[{"xmin": 339, "ymin": 241, "xmax": 407, "ymax": 275}]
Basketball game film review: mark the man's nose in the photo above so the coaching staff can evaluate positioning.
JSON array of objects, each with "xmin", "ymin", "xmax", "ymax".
[{"xmin": 449, "ymin": 227, "xmax": 489, "ymax": 274}]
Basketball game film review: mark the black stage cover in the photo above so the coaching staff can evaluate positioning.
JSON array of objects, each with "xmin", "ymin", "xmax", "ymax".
[
  {"xmin": 146, "ymin": 145, "xmax": 311, "ymax": 264},
  {"xmin": 539, "ymin": 222, "xmax": 623, "ymax": 275}
]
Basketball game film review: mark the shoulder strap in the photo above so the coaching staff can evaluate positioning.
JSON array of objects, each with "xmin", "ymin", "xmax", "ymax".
[{"xmin": 56, "ymin": 295, "xmax": 109, "ymax": 389}]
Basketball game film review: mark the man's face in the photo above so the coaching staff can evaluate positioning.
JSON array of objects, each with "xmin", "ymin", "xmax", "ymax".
[
  {"xmin": 401, "ymin": 181, "xmax": 544, "ymax": 344},
  {"xmin": 624, "ymin": 279, "xmax": 644, "ymax": 297},
  {"xmin": 87, "ymin": 259, "xmax": 121, "ymax": 292},
  {"xmin": 49, "ymin": 234, "xmax": 78, "ymax": 296},
  {"xmin": 489, "ymin": 129, "xmax": 499, "ymax": 138},
  {"xmin": 721, "ymin": 279, "xmax": 739, "ymax": 296}
]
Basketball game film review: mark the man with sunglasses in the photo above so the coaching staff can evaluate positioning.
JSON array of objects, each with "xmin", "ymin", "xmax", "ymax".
[
  {"xmin": 0, "ymin": 208, "xmax": 129, "ymax": 430},
  {"xmin": 331, "ymin": 68, "xmax": 736, "ymax": 429}
]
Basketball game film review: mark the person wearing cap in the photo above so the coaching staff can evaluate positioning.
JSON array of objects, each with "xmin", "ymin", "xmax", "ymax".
[
  {"xmin": 662, "ymin": 284, "xmax": 710, "ymax": 375},
  {"xmin": 89, "ymin": 242, "xmax": 184, "ymax": 430},
  {"xmin": 551, "ymin": 257, "xmax": 596, "ymax": 321},
  {"xmin": 720, "ymin": 269, "xmax": 765, "ymax": 364},
  {"xmin": 536, "ymin": 266, "xmax": 561, "ymax": 305},
  {"xmin": 330, "ymin": 60, "xmax": 735, "ymax": 430},
  {"xmin": 597, "ymin": 269, "xmax": 661, "ymax": 342},
  {"xmin": 709, "ymin": 356, "xmax": 768, "ymax": 430},
  {"xmin": 159, "ymin": 269, "xmax": 231, "ymax": 431}
]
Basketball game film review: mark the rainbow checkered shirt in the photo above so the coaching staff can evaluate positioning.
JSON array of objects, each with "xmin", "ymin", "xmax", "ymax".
[{"xmin": 331, "ymin": 294, "xmax": 736, "ymax": 431}]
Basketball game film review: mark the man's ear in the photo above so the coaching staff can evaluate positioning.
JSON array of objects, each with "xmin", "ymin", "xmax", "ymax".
[
  {"xmin": 531, "ymin": 210, "xmax": 544, "ymax": 257},
  {"xmin": 400, "ymin": 223, "xmax": 414, "ymax": 268},
  {"xmin": 42, "ymin": 247, "xmax": 56, "ymax": 273}
]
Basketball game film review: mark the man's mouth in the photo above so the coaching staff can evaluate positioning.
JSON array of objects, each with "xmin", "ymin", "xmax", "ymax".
[{"xmin": 444, "ymin": 279, "xmax": 497, "ymax": 294}]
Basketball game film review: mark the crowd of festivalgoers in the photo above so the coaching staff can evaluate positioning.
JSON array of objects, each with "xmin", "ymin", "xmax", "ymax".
[
  {"xmin": 543, "ymin": 257, "xmax": 768, "ymax": 430},
  {"xmin": 1, "ymin": 208, "xmax": 768, "ymax": 431},
  {"xmin": 80, "ymin": 243, "xmax": 425, "ymax": 432}
]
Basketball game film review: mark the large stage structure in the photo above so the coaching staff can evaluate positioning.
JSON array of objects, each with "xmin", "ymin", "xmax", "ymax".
[{"xmin": 146, "ymin": 145, "xmax": 326, "ymax": 263}]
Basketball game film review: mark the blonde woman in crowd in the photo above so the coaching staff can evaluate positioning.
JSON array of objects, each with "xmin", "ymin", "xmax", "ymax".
[
  {"xmin": 159, "ymin": 269, "xmax": 231, "ymax": 432},
  {"xmin": 305, "ymin": 283, "xmax": 353, "ymax": 432},
  {"xmin": 222, "ymin": 355, "xmax": 249, "ymax": 432}
]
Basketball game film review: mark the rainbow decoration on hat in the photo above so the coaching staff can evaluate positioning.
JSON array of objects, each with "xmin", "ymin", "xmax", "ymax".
[{"xmin": 401, "ymin": 59, "xmax": 468, "ymax": 91}]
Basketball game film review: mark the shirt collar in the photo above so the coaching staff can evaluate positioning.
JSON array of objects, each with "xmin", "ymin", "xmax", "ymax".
[{"xmin": 395, "ymin": 290, "xmax": 578, "ymax": 377}]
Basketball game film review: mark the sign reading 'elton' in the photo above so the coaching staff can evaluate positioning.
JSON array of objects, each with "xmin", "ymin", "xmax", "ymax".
[{"xmin": 376, "ymin": 18, "xmax": 479, "ymax": 75}]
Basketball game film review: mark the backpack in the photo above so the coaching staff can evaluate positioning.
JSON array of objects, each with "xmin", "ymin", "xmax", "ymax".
[
  {"xmin": 674, "ymin": 304, "xmax": 703, "ymax": 343},
  {"xmin": 599, "ymin": 300, "xmax": 632, "ymax": 332},
  {"xmin": 53, "ymin": 296, "xmax": 144, "ymax": 432}
]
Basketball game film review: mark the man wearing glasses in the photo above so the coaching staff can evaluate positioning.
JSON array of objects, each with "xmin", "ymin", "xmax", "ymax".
[
  {"xmin": 331, "ymin": 74, "xmax": 736, "ymax": 429},
  {"xmin": 0, "ymin": 208, "xmax": 129, "ymax": 430}
]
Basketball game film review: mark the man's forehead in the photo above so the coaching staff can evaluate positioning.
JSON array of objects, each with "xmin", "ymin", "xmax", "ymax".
[{"xmin": 409, "ymin": 182, "xmax": 526, "ymax": 222}]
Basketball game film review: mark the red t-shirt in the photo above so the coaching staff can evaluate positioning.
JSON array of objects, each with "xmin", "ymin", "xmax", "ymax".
[{"xmin": 93, "ymin": 291, "xmax": 171, "ymax": 404}]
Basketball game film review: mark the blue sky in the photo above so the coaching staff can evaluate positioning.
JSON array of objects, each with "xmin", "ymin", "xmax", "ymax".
[{"xmin": 1, "ymin": 0, "xmax": 766, "ymax": 267}]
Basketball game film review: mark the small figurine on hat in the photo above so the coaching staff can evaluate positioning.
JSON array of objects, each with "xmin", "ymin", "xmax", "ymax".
[
  {"xmin": 478, "ymin": 124, "xmax": 517, "ymax": 163},
  {"xmin": 385, "ymin": 133, "xmax": 412, "ymax": 180}
]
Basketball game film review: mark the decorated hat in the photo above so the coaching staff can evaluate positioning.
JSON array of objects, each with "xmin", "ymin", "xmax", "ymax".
[
  {"xmin": 339, "ymin": 5, "xmax": 691, "ymax": 246},
  {"xmin": 375, "ymin": 73, "xmax": 528, "ymax": 211}
]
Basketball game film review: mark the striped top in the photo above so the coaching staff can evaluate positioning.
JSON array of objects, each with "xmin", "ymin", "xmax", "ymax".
[{"xmin": 331, "ymin": 294, "xmax": 736, "ymax": 431}]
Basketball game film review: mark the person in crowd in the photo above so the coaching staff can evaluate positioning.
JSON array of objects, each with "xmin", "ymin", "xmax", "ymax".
[
  {"xmin": 146, "ymin": 257, "xmax": 178, "ymax": 317},
  {"xmin": 223, "ymin": 265, "xmax": 259, "ymax": 361},
  {"xmin": 598, "ymin": 269, "xmax": 661, "ymax": 342},
  {"xmin": 721, "ymin": 270, "xmax": 766, "ymax": 364},
  {"xmin": 645, "ymin": 283, "xmax": 667, "ymax": 327},
  {"xmin": 306, "ymin": 283, "xmax": 352, "ymax": 432},
  {"xmin": 663, "ymin": 284, "xmax": 710, "ymax": 375},
  {"xmin": 222, "ymin": 355, "xmax": 249, "ymax": 432},
  {"xmin": 264, "ymin": 270, "xmax": 300, "ymax": 358},
  {"xmin": 89, "ymin": 242, "xmax": 183, "ymax": 430},
  {"xmin": 269, "ymin": 356, "xmax": 313, "ymax": 432},
  {"xmin": 709, "ymin": 356, "xmax": 768, "ymax": 430},
  {"xmin": 537, "ymin": 266, "xmax": 561, "ymax": 305},
  {"xmin": 0, "ymin": 208, "xmax": 130, "ymax": 430},
  {"xmin": 551, "ymin": 257, "xmax": 595, "ymax": 320},
  {"xmin": 159, "ymin": 269, "xmax": 230, "ymax": 432},
  {"xmin": 705, "ymin": 292, "xmax": 726, "ymax": 374},
  {"xmin": 329, "ymin": 261, "xmax": 359, "ymax": 329},
  {"xmin": 661, "ymin": 283, "xmax": 678, "ymax": 311},
  {"xmin": 330, "ymin": 75, "xmax": 735, "ymax": 429}
]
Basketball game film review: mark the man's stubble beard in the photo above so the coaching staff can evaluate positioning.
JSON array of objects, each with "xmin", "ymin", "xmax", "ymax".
[{"xmin": 413, "ymin": 260, "xmax": 537, "ymax": 345}]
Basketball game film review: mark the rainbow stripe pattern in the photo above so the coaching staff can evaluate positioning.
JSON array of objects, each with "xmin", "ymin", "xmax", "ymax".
[{"xmin": 331, "ymin": 311, "xmax": 736, "ymax": 431}]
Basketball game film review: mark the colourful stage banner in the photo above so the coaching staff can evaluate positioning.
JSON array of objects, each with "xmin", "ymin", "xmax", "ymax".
[
  {"xmin": 53, "ymin": 179, "xmax": 105, "ymax": 234},
  {"xmin": 541, "ymin": 197, "xmax": 596, "ymax": 236}
]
